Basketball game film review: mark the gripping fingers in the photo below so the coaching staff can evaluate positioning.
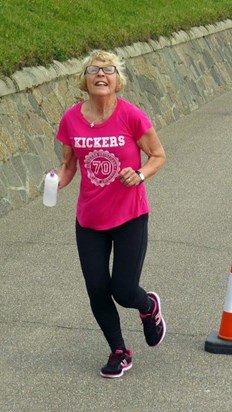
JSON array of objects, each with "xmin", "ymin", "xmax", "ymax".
[{"xmin": 119, "ymin": 169, "xmax": 141, "ymax": 186}]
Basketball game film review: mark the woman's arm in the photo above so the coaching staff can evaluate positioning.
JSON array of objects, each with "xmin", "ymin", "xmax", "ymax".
[
  {"xmin": 58, "ymin": 144, "xmax": 78, "ymax": 189},
  {"xmin": 119, "ymin": 127, "xmax": 166, "ymax": 186},
  {"xmin": 137, "ymin": 127, "xmax": 166, "ymax": 179}
]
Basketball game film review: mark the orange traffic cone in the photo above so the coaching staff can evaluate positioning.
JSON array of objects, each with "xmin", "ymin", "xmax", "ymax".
[
  {"xmin": 205, "ymin": 266, "xmax": 232, "ymax": 354},
  {"xmin": 218, "ymin": 265, "xmax": 232, "ymax": 340}
]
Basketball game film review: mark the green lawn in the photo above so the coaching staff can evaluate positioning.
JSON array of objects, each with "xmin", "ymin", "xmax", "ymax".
[{"xmin": 0, "ymin": 0, "xmax": 231, "ymax": 76}]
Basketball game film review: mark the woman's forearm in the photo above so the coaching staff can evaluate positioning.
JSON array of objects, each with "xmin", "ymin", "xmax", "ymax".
[
  {"xmin": 58, "ymin": 145, "xmax": 77, "ymax": 189},
  {"xmin": 58, "ymin": 163, "xmax": 77, "ymax": 189},
  {"xmin": 139, "ymin": 152, "xmax": 166, "ymax": 180}
]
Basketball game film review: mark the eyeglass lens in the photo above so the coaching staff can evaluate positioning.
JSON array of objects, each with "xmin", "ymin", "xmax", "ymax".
[{"xmin": 85, "ymin": 66, "xmax": 116, "ymax": 74}]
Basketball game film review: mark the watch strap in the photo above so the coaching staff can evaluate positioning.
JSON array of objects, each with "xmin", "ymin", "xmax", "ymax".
[{"xmin": 135, "ymin": 170, "xmax": 145, "ymax": 183}]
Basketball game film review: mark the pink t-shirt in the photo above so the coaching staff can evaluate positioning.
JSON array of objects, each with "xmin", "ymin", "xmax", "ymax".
[{"xmin": 56, "ymin": 98, "xmax": 152, "ymax": 230}]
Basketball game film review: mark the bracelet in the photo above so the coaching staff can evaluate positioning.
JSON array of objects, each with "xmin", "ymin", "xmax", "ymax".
[{"xmin": 135, "ymin": 170, "xmax": 145, "ymax": 183}]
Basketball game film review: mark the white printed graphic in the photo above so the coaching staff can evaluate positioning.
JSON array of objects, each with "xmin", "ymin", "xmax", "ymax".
[
  {"xmin": 84, "ymin": 150, "xmax": 120, "ymax": 187},
  {"xmin": 74, "ymin": 135, "xmax": 125, "ymax": 148}
]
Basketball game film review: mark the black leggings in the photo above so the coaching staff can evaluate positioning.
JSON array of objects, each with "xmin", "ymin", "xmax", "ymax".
[{"xmin": 75, "ymin": 214, "xmax": 150, "ymax": 351}]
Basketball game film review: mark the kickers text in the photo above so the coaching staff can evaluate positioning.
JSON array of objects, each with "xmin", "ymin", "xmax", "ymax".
[{"xmin": 74, "ymin": 135, "xmax": 125, "ymax": 148}]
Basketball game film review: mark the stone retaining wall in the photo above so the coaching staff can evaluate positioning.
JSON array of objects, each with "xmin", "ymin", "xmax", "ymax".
[{"xmin": 0, "ymin": 20, "xmax": 232, "ymax": 217}]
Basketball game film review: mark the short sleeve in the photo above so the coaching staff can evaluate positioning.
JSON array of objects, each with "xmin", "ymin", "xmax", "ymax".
[
  {"xmin": 56, "ymin": 111, "xmax": 72, "ymax": 146},
  {"xmin": 126, "ymin": 103, "xmax": 153, "ymax": 141}
]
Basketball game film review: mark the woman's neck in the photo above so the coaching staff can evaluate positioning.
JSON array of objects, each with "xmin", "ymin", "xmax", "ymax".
[
  {"xmin": 88, "ymin": 95, "xmax": 117, "ymax": 116},
  {"xmin": 83, "ymin": 95, "xmax": 118, "ymax": 127}
]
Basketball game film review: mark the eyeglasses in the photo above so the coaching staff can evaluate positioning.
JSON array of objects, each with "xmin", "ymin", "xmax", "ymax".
[{"xmin": 84, "ymin": 65, "xmax": 117, "ymax": 75}]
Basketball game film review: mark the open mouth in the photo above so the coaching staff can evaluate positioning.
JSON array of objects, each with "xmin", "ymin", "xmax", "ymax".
[{"xmin": 95, "ymin": 81, "xmax": 108, "ymax": 86}]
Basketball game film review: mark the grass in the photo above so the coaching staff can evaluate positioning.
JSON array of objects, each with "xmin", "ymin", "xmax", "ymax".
[{"xmin": 0, "ymin": 0, "xmax": 231, "ymax": 76}]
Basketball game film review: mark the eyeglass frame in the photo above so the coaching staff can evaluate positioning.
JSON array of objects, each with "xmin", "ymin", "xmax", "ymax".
[{"xmin": 84, "ymin": 65, "xmax": 118, "ymax": 75}]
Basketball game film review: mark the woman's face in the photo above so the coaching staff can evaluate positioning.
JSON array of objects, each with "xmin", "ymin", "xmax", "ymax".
[{"xmin": 85, "ymin": 60, "xmax": 117, "ymax": 97}]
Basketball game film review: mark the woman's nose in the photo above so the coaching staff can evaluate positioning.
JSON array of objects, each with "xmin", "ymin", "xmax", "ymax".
[{"xmin": 97, "ymin": 68, "xmax": 105, "ymax": 75}]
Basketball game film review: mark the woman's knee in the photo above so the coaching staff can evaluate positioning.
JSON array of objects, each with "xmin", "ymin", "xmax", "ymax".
[
  {"xmin": 87, "ymin": 283, "xmax": 110, "ymax": 302},
  {"xmin": 112, "ymin": 288, "xmax": 136, "ymax": 308}
]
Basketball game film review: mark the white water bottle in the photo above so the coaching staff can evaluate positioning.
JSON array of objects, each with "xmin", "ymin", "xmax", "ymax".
[{"xmin": 43, "ymin": 170, "xmax": 59, "ymax": 207}]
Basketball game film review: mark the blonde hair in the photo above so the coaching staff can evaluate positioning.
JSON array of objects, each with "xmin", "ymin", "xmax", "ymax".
[{"xmin": 78, "ymin": 49, "xmax": 126, "ymax": 93}]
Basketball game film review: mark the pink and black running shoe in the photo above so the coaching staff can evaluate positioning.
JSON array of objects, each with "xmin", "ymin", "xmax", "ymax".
[
  {"xmin": 140, "ymin": 291, "xmax": 166, "ymax": 347},
  {"xmin": 100, "ymin": 348, "xmax": 133, "ymax": 378}
]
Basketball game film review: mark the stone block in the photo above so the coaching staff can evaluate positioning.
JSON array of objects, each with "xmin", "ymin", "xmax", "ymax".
[
  {"xmin": 0, "ymin": 198, "xmax": 12, "ymax": 217},
  {"xmin": 189, "ymin": 26, "xmax": 208, "ymax": 40},
  {"xmin": 1, "ymin": 159, "xmax": 23, "ymax": 187},
  {"xmin": 9, "ymin": 188, "xmax": 27, "ymax": 208},
  {"xmin": 11, "ymin": 155, "xmax": 27, "ymax": 186},
  {"xmin": 62, "ymin": 58, "xmax": 82, "ymax": 75},
  {"xmin": 28, "ymin": 177, "xmax": 41, "ymax": 199},
  {"xmin": 170, "ymin": 30, "xmax": 190, "ymax": 46},
  {"xmin": 11, "ymin": 70, "xmax": 34, "ymax": 91},
  {"xmin": 52, "ymin": 60, "xmax": 70, "ymax": 77},
  {"xmin": 23, "ymin": 66, "xmax": 54, "ymax": 86},
  {"xmin": 114, "ymin": 47, "xmax": 128, "ymax": 59},
  {"xmin": 0, "ymin": 176, "xmax": 7, "ymax": 197},
  {"xmin": 123, "ymin": 42, "xmax": 152, "ymax": 58},
  {"xmin": 37, "ymin": 65, "xmax": 58, "ymax": 82},
  {"xmin": 0, "ymin": 128, "xmax": 18, "ymax": 161},
  {"xmin": 0, "ymin": 78, "xmax": 17, "ymax": 97},
  {"xmin": 148, "ymin": 38, "xmax": 163, "ymax": 51},
  {"xmin": 20, "ymin": 153, "xmax": 44, "ymax": 187},
  {"xmin": 158, "ymin": 36, "xmax": 172, "ymax": 48}
]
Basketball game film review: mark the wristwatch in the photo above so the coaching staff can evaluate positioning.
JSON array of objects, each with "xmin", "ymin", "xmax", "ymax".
[{"xmin": 135, "ymin": 170, "xmax": 145, "ymax": 184}]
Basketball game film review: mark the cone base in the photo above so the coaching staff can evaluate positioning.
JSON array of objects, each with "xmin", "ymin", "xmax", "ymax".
[{"xmin": 205, "ymin": 331, "xmax": 232, "ymax": 354}]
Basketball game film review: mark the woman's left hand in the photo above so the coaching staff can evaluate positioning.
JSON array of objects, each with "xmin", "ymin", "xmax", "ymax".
[{"xmin": 118, "ymin": 167, "xmax": 142, "ymax": 186}]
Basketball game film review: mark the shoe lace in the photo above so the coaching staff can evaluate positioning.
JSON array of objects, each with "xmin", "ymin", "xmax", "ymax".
[
  {"xmin": 141, "ymin": 311, "xmax": 161, "ymax": 331},
  {"xmin": 107, "ymin": 351, "xmax": 125, "ymax": 366}
]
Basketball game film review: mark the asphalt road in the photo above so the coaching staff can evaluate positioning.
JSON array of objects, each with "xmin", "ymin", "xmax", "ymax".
[{"xmin": 0, "ymin": 91, "xmax": 232, "ymax": 412}]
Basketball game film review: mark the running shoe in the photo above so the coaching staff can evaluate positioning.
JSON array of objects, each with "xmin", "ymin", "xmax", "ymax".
[
  {"xmin": 140, "ymin": 291, "xmax": 166, "ymax": 347},
  {"xmin": 100, "ymin": 348, "xmax": 133, "ymax": 378}
]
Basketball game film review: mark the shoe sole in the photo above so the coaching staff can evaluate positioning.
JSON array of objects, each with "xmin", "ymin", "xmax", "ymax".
[
  {"xmin": 100, "ymin": 363, "xmax": 133, "ymax": 378},
  {"xmin": 147, "ymin": 291, "xmax": 166, "ymax": 347}
]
